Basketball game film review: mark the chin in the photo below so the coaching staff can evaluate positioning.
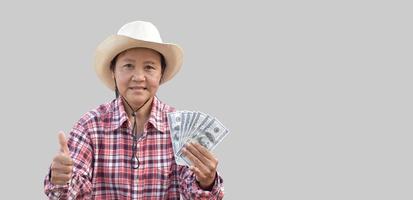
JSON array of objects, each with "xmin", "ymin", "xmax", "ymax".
[{"xmin": 128, "ymin": 94, "xmax": 152, "ymax": 104}]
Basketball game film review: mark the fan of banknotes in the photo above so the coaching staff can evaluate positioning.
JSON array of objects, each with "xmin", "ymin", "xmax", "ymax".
[{"xmin": 167, "ymin": 111, "xmax": 229, "ymax": 166}]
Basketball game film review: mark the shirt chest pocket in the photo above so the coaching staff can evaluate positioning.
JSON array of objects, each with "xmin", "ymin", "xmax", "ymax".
[{"xmin": 137, "ymin": 166, "xmax": 171, "ymax": 192}]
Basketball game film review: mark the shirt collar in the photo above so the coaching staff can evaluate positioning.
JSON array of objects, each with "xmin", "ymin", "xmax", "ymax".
[{"xmin": 111, "ymin": 96, "xmax": 168, "ymax": 133}]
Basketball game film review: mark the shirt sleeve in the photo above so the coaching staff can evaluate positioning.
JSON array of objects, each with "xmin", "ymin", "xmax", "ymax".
[
  {"xmin": 43, "ymin": 122, "xmax": 94, "ymax": 199},
  {"xmin": 177, "ymin": 165, "xmax": 224, "ymax": 200}
]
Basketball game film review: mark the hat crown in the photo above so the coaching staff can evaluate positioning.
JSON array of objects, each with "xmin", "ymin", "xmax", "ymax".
[{"xmin": 117, "ymin": 21, "xmax": 163, "ymax": 43}]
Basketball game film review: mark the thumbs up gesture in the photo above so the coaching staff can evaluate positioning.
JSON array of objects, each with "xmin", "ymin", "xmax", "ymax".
[{"xmin": 50, "ymin": 131, "xmax": 74, "ymax": 185}]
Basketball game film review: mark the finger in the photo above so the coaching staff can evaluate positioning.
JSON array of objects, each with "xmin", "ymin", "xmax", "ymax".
[
  {"xmin": 51, "ymin": 162, "xmax": 73, "ymax": 174},
  {"xmin": 51, "ymin": 171, "xmax": 72, "ymax": 182},
  {"xmin": 190, "ymin": 166, "xmax": 207, "ymax": 182},
  {"xmin": 184, "ymin": 145, "xmax": 217, "ymax": 180},
  {"xmin": 54, "ymin": 154, "xmax": 74, "ymax": 166},
  {"xmin": 51, "ymin": 170, "xmax": 71, "ymax": 180},
  {"xmin": 182, "ymin": 147, "xmax": 209, "ymax": 174},
  {"xmin": 53, "ymin": 181, "xmax": 66, "ymax": 185},
  {"xmin": 191, "ymin": 142, "xmax": 217, "ymax": 162},
  {"xmin": 58, "ymin": 131, "xmax": 70, "ymax": 155},
  {"xmin": 186, "ymin": 143, "xmax": 215, "ymax": 168},
  {"xmin": 52, "ymin": 179, "xmax": 69, "ymax": 186},
  {"xmin": 53, "ymin": 167, "xmax": 73, "ymax": 175},
  {"xmin": 190, "ymin": 166, "xmax": 216, "ymax": 189},
  {"xmin": 51, "ymin": 173, "xmax": 71, "ymax": 185}
]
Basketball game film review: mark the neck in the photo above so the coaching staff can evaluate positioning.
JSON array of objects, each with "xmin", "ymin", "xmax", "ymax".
[{"xmin": 123, "ymin": 96, "xmax": 153, "ymax": 122}]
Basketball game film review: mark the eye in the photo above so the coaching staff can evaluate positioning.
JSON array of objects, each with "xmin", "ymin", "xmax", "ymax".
[
  {"xmin": 123, "ymin": 64, "xmax": 134, "ymax": 69},
  {"xmin": 145, "ymin": 65, "xmax": 155, "ymax": 70}
]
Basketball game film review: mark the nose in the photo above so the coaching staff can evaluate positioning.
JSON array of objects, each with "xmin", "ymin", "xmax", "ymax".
[{"xmin": 131, "ymin": 71, "xmax": 145, "ymax": 82}]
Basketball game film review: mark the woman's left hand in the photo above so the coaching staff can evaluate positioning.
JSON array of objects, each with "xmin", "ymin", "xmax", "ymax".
[{"xmin": 182, "ymin": 142, "xmax": 218, "ymax": 190}]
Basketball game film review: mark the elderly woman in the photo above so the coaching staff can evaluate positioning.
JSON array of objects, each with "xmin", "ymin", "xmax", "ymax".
[{"xmin": 44, "ymin": 21, "xmax": 224, "ymax": 199}]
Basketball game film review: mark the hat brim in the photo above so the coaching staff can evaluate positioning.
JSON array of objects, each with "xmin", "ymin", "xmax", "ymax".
[{"xmin": 94, "ymin": 35, "xmax": 183, "ymax": 90}]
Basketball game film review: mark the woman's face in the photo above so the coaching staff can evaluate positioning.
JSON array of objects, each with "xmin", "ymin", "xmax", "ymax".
[{"xmin": 113, "ymin": 48, "xmax": 163, "ymax": 108}]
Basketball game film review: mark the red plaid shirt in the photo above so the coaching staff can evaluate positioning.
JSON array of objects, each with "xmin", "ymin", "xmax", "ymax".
[{"xmin": 44, "ymin": 96, "xmax": 224, "ymax": 199}]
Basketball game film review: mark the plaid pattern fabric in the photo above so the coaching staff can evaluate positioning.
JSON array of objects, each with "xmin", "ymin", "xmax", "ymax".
[{"xmin": 44, "ymin": 96, "xmax": 224, "ymax": 199}]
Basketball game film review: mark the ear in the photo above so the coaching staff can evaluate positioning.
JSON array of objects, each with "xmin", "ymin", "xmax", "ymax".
[{"xmin": 158, "ymin": 72, "xmax": 164, "ymax": 84}]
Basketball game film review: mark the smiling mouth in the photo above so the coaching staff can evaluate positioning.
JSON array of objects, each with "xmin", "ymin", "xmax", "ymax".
[{"xmin": 129, "ymin": 87, "xmax": 147, "ymax": 91}]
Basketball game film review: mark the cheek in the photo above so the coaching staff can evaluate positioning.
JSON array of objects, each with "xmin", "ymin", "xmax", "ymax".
[
  {"xmin": 116, "ymin": 75, "xmax": 130, "ymax": 91},
  {"xmin": 147, "ymin": 74, "xmax": 162, "ymax": 88},
  {"xmin": 147, "ymin": 78, "xmax": 160, "ymax": 90}
]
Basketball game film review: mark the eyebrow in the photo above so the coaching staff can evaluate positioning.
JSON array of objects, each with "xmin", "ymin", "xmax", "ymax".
[
  {"xmin": 143, "ymin": 61, "xmax": 156, "ymax": 65},
  {"xmin": 120, "ymin": 58, "xmax": 157, "ymax": 65}
]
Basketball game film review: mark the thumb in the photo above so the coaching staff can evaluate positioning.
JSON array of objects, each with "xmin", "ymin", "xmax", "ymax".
[{"xmin": 58, "ymin": 131, "xmax": 70, "ymax": 155}]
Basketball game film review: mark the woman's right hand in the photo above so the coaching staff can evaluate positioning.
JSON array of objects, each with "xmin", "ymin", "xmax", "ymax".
[{"xmin": 50, "ymin": 132, "xmax": 73, "ymax": 185}]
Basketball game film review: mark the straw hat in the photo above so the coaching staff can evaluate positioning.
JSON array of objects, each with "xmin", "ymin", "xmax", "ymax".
[{"xmin": 94, "ymin": 21, "xmax": 183, "ymax": 90}]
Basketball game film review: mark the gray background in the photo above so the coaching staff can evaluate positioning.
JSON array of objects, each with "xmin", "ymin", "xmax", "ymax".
[{"xmin": 0, "ymin": 0, "xmax": 411, "ymax": 199}]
